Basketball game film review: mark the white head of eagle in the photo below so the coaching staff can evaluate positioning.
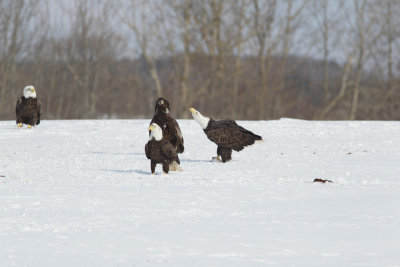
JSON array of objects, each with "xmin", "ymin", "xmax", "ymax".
[
  {"xmin": 189, "ymin": 108, "xmax": 210, "ymax": 129},
  {"xmin": 23, "ymin": 85, "xmax": 36, "ymax": 99},
  {"xmin": 148, "ymin": 123, "xmax": 163, "ymax": 141}
]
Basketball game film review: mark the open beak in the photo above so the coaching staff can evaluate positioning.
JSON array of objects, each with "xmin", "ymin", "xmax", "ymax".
[{"xmin": 189, "ymin": 108, "xmax": 196, "ymax": 114}]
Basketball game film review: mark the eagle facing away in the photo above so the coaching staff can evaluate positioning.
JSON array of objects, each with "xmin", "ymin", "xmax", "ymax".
[
  {"xmin": 189, "ymin": 108, "xmax": 262, "ymax": 163},
  {"xmin": 16, "ymin": 85, "xmax": 42, "ymax": 128},
  {"xmin": 145, "ymin": 123, "xmax": 182, "ymax": 174},
  {"xmin": 150, "ymin": 97, "xmax": 184, "ymax": 153}
]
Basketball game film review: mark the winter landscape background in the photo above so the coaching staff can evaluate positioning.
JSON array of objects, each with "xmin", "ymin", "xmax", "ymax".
[
  {"xmin": 1, "ymin": 119, "xmax": 399, "ymax": 266},
  {"xmin": 2, "ymin": 0, "xmax": 400, "ymax": 266}
]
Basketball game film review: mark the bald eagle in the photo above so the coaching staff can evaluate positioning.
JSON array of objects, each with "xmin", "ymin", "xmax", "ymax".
[
  {"xmin": 189, "ymin": 108, "xmax": 262, "ymax": 163},
  {"xmin": 150, "ymin": 97, "xmax": 184, "ymax": 153},
  {"xmin": 145, "ymin": 123, "xmax": 183, "ymax": 174},
  {"xmin": 16, "ymin": 85, "xmax": 42, "ymax": 128}
]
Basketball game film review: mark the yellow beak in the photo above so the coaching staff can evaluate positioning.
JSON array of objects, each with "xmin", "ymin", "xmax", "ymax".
[
  {"xmin": 189, "ymin": 108, "xmax": 196, "ymax": 114},
  {"xmin": 148, "ymin": 125, "xmax": 154, "ymax": 131},
  {"xmin": 31, "ymin": 88, "xmax": 35, "ymax": 93}
]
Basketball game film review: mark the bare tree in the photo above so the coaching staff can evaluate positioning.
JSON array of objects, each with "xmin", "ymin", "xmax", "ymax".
[
  {"xmin": 230, "ymin": 0, "xmax": 248, "ymax": 118},
  {"xmin": 274, "ymin": 0, "xmax": 308, "ymax": 118},
  {"xmin": 53, "ymin": 0, "xmax": 121, "ymax": 118},
  {"xmin": 0, "ymin": 0, "xmax": 399, "ymax": 121},
  {"xmin": 317, "ymin": 54, "xmax": 353, "ymax": 119},
  {"xmin": 381, "ymin": 0, "xmax": 399, "ymax": 118},
  {"xmin": 0, "ymin": 0, "xmax": 44, "ymax": 118},
  {"xmin": 118, "ymin": 0, "xmax": 163, "ymax": 103},
  {"xmin": 310, "ymin": 0, "xmax": 337, "ymax": 103},
  {"xmin": 252, "ymin": 0, "xmax": 277, "ymax": 119},
  {"xmin": 165, "ymin": 0, "xmax": 193, "ymax": 118},
  {"xmin": 350, "ymin": 0, "xmax": 367, "ymax": 120}
]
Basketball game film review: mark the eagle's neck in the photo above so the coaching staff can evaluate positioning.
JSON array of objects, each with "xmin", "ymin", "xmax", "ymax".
[
  {"xmin": 150, "ymin": 129, "xmax": 163, "ymax": 141},
  {"xmin": 195, "ymin": 113, "xmax": 210, "ymax": 129},
  {"xmin": 23, "ymin": 92, "xmax": 36, "ymax": 99},
  {"xmin": 155, "ymin": 108, "xmax": 170, "ymax": 116}
]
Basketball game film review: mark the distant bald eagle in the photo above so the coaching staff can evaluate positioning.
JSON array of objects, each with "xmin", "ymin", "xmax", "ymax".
[
  {"xmin": 190, "ymin": 108, "xmax": 262, "ymax": 163},
  {"xmin": 150, "ymin": 97, "xmax": 184, "ymax": 153},
  {"xmin": 145, "ymin": 123, "xmax": 183, "ymax": 174},
  {"xmin": 16, "ymin": 85, "xmax": 42, "ymax": 128}
]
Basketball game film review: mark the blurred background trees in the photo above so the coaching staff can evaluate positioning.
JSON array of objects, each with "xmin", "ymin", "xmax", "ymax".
[{"xmin": 0, "ymin": 0, "xmax": 399, "ymax": 120}]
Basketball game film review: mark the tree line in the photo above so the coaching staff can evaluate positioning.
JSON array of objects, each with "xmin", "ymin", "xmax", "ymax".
[{"xmin": 0, "ymin": 0, "xmax": 399, "ymax": 120}]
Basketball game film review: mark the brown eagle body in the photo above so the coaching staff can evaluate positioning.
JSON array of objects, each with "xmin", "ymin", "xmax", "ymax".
[
  {"xmin": 145, "ymin": 139, "xmax": 180, "ymax": 174},
  {"xmin": 204, "ymin": 119, "xmax": 262, "ymax": 163},
  {"xmin": 16, "ymin": 97, "xmax": 42, "ymax": 126},
  {"xmin": 150, "ymin": 98, "xmax": 184, "ymax": 153}
]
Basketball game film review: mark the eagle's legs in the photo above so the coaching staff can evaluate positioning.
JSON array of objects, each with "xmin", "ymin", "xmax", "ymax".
[
  {"xmin": 217, "ymin": 146, "xmax": 232, "ymax": 163},
  {"xmin": 162, "ymin": 162, "xmax": 169, "ymax": 174},
  {"xmin": 213, "ymin": 147, "xmax": 222, "ymax": 162},
  {"xmin": 151, "ymin": 161, "xmax": 156, "ymax": 174},
  {"xmin": 170, "ymin": 161, "xmax": 183, "ymax": 172},
  {"xmin": 212, "ymin": 155, "xmax": 222, "ymax": 162},
  {"xmin": 169, "ymin": 163, "xmax": 176, "ymax": 171},
  {"xmin": 221, "ymin": 152, "xmax": 231, "ymax": 163}
]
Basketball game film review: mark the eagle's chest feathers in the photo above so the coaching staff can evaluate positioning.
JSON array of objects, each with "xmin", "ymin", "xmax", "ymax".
[
  {"xmin": 148, "ymin": 140, "xmax": 167, "ymax": 159},
  {"xmin": 23, "ymin": 97, "xmax": 36, "ymax": 103},
  {"xmin": 20, "ymin": 98, "xmax": 38, "ymax": 111},
  {"xmin": 154, "ymin": 114, "xmax": 169, "ymax": 129}
]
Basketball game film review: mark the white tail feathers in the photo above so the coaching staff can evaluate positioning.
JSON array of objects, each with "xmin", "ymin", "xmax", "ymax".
[
  {"xmin": 169, "ymin": 161, "xmax": 183, "ymax": 172},
  {"xmin": 248, "ymin": 139, "xmax": 264, "ymax": 147}
]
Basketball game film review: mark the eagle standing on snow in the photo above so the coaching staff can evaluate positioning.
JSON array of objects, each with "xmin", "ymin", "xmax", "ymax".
[
  {"xmin": 189, "ymin": 108, "xmax": 262, "ymax": 163},
  {"xmin": 145, "ymin": 123, "xmax": 183, "ymax": 174},
  {"xmin": 16, "ymin": 85, "xmax": 42, "ymax": 128},
  {"xmin": 150, "ymin": 98, "xmax": 184, "ymax": 153}
]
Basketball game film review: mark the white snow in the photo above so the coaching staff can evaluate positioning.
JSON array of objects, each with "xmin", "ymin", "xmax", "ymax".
[{"xmin": 1, "ymin": 119, "xmax": 400, "ymax": 267}]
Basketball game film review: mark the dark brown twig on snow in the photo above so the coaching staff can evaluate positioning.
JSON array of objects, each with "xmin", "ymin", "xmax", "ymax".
[{"xmin": 313, "ymin": 178, "xmax": 333, "ymax": 183}]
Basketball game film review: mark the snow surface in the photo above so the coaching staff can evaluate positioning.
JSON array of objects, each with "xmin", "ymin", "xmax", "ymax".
[{"xmin": 1, "ymin": 119, "xmax": 400, "ymax": 267}]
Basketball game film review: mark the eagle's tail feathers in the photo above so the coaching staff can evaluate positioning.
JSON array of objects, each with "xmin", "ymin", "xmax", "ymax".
[
  {"xmin": 170, "ymin": 161, "xmax": 183, "ymax": 172},
  {"xmin": 177, "ymin": 144, "xmax": 184, "ymax": 153}
]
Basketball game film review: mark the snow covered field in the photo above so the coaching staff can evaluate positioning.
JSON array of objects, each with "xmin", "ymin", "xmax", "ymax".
[{"xmin": 1, "ymin": 119, "xmax": 400, "ymax": 267}]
